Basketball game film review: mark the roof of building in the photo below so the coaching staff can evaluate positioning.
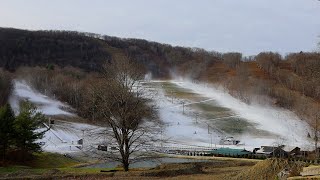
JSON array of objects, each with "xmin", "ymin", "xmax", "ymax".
[
  {"xmin": 210, "ymin": 148, "xmax": 251, "ymax": 156},
  {"xmin": 256, "ymin": 146, "xmax": 287, "ymax": 155},
  {"xmin": 259, "ymin": 146, "xmax": 276, "ymax": 153}
]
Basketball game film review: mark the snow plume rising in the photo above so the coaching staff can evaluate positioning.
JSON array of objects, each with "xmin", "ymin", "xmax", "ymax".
[
  {"xmin": 170, "ymin": 78, "xmax": 313, "ymax": 150},
  {"xmin": 9, "ymin": 80, "xmax": 74, "ymax": 116}
]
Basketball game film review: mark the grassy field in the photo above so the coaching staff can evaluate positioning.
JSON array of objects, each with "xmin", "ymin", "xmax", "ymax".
[
  {"xmin": 0, "ymin": 152, "xmax": 84, "ymax": 179},
  {"xmin": 0, "ymin": 153, "xmax": 260, "ymax": 179},
  {"xmin": 28, "ymin": 152, "xmax": 80, "ymax": 168},
  {"xmin": 155, "ymin": 81, "xmax": 205, "ymax": 101},
  {"xmin": 0, "ymin": 152, "xmax": 131, "ymax": 179},
  {"xmin": 1, "ymin": 152, "xmax": 309, "ymax": 179}
]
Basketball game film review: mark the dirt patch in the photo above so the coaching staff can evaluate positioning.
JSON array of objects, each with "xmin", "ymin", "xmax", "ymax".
[{"xmin": 142, "ymin": 160, "xmax": 256, "ymax": 178}]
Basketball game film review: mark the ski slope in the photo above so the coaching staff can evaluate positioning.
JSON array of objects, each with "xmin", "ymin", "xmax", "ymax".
[
  {"xmin": 9, "ymin": 80, "xmax": 105, "ymax": 153},
  {"xmin": 8, "ymin": 79, "xmax": 314, "ymax": 154},
  {"xmin": 9, "ymin": 80, "xmax": 73, "ymax": 116},
  {"xmin": 158, "ymin": 79, "xmax": 313, "ymax": 150},
  {"xmin": 39, "ymin": 120, "xmax": 105, "ymax": 153}
]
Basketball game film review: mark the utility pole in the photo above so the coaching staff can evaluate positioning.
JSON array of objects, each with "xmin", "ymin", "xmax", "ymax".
[
  {"xmin": 171, "ymin": 91, "xmax": 174, "ymax": 103},
  {"xmin": 82, "ymin": 129, "xmax": 85, "ymax": 150},
  {"xmin": 160, "ymin": 129, "xmax": 163, "ymax": 151},
  {"xmin": 182, "ymin": 101, "xmax": 185, "ymax": 114},
  {"xmin": 206, "ymin": 123, "xmax": 212, "ymax": 148},
  {"xmin": 315, "ymin": 113, "xmax": 319, "ymax": 158},
  {"xmin": 195, "ymin": 113, "xmax": 198, "ymax": 124},
  {"xmin": 48, "ymin": 117, "xmax": 51, "ymax": 128}
]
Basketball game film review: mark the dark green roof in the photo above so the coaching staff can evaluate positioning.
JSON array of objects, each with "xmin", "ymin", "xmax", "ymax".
[{"xmin": 210, "ymin": 148, "xmax": 251, "ymax": 155}]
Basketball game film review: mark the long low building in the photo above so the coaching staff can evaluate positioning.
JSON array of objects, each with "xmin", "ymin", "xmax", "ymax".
[{"xmin": 209, "ymin": 148, "xmax": 252, "ymax": 156}]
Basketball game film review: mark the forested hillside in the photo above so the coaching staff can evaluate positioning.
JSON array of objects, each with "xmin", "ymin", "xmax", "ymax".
[
  {"xmin": 0, "ymin": 28, "xmax": 112, "ymax": 71},
  {"xmin": 195, "ymin": 52, "xmax": 320, "ymax": 127},
  {"xmin": 0, "ymin": 27, "xmax": 320, "ymax": 128},
  {"xmin": 0, "ymin": 28, "xmax": 220, "ymax": 77}
]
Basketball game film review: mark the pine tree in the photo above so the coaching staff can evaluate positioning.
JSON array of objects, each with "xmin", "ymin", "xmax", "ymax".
[
  {"xmin": 0, "ymin": 104, "xmax": 15, "ymax": 160},
  {"xmin": 13, "ymin": 101, "xmax": 46, "ymax": 154}
]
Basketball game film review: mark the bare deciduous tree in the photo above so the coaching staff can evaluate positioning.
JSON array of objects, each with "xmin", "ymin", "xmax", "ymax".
[
  {"xmin": 222, "ymin": 52, "xmax": 242, "ymax": 69},
  {"xmin": 256, "ymin": 52, "xmax": 281, "ymax": 74},
  {"xmin": 309, "ymin": 105, "xmax": 320, "ymax": 158},
  {"xmin": 92, "ymin": 58, "xmax": 159, "ymax": 171}
]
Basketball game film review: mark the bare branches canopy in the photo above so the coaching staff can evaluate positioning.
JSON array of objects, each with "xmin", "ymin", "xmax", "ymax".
[{"xmin": 93, "ymin": 58, "xmax": 158, "ymax": 171}]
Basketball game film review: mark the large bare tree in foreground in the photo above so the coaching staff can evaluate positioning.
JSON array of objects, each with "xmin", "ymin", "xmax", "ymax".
[{"xmin": 93, "ymin": 58, "xmax": 159, "ymax": 171}]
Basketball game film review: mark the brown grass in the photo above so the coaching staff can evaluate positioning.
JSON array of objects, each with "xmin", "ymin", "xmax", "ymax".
[
  {"xmin": 0, "ymin": 158, "xmax": 258, "ymax": 180},
  {"xmin": 234, "ymin": 158, "xmax": 289, "ymax": 180}
]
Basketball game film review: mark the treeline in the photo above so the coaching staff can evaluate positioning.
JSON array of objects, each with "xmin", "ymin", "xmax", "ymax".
[
  {"xmin": 0, "ymin": 28, "xmax": 111, "ymax": 72},
  {"xmin": 195, "ymin": 51, "xmax": 320, "ymax": 126},
  {"xmin": 0, "ymin": 69, "xmax": 12, "ymax": 106},
  {"xmin": 256, "ymin": 52, "xmax": 320, "ymax": 126},
  {"xmin": 0, "ymin": 27, "xmax": 221, "ymax": 78},
  {"xmin": 102, "ymin": 36, "xmax": 221, "ymax": 77},
  {"xmin": 16, "ymin": 66, "xmax": 101, "ymax": 122},
  {"xmin": 1, "ymin": 27, "xmax": 320, "ymax": 128}
]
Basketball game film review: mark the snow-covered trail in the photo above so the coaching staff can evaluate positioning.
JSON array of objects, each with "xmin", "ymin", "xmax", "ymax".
[
  {"xmin": 156, "ymin": 92, "xmax": 222, "ymax": 147},
  {"xmin": 9, "ymin": 80, "xmax": 105, "ymax": 153},
  {"xmin": 166, "ymin": 79, "xmax": 313, "ymax": 150},
  {"xmin": 9, "ymin": 80, "xmax": 73, "ymax": 116},
  {"xmin": 39, "ymin": 120, "xmax": 105, "ymax": 153}
]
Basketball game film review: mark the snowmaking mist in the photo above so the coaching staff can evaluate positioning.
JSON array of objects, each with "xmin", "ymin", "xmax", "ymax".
[
  {"xmin": 161, "ymin": 77, "xmax": 314, "ymax": 150},
  {"xmin": 9, "ymin": 80, "xmax": 74, "ymax": 116}
]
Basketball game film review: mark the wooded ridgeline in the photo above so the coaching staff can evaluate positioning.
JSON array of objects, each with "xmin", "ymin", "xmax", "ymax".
[{"xmin": 0, "ymin": 27, "xmax": 320, "ymax": 128}]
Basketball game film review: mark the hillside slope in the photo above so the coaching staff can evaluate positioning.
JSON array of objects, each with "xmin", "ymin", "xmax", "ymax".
[
  {"xmin": 0, "ymin": 27, "xmax": 319, "ymax": 130},
  {"xmin": 0, "ymin": 27, "xmax": 220, "ymax": 78}
]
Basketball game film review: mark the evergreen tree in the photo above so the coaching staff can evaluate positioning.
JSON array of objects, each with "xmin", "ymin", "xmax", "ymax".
[
  {"xmin": 0, "ymin": 104, "xmax": 15, "ymax": 160},
  {"xmin": 13, "ymin": 101, "xmax": 46, "ymax": 153},
  {"xmin": 0, "ymin": 70, "xmax": 12, "ymax": 107}
]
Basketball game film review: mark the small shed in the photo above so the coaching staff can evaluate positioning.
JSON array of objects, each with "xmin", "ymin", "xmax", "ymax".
[
  {"xmin": 290, "ymin": 147, "xmax": 302, "ymax": 157},
  {"xmin": 77, "ymin": 139, "xmax": 83, "ymax": 145},
  {"xmin": 270, "ymin": 148, "xmax": 288, "ymax": 158},
  {"xmin": 256, "ymin": 146, "xmax": 276, "ymax": 154},
  {"xmin": 255, "ymin": 146, "xmax": 288, "ymax": 158}
]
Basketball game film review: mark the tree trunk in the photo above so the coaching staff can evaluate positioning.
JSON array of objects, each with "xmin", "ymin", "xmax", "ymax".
[
  {"xmin": 1, "ymin": 141, "xmax": 7, "ymax": 161},
  {"xmin": 1, "ymin": 146, "xmax": 5, "ymax": 161},
  {"xmin": 123, "ymin": 138, "xmax": 130, "ymax": 171},
  {"xmin": 3, "ymin": 144, "xmax": 6, "ymax": 161},
  {"xmin": 122, "ymin": 154, "xmax": 129, "ymax": 172},
  {"xmin": 316, "ymin": 115, "xmax": 319, "ymax": 159},
  {"xmin": 123, "ymin": 161, "xmax": 129, "ymax": 171}
]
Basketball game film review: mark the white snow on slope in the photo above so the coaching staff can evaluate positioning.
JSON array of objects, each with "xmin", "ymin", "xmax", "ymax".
[
  {"xmin": 7, "ymin": 79, "xmax": 314, "ymax": 154},
  {"xmin": 155, "ymin": 90, "xmax": 221, "ymax": 147},
  {"xmin": 39, "ymin": 121, "xmax": 104, "ymax": 153},
  {"xmin": 8, "ymin": 80, "xmax": 105, "ymax": 153},
  {"xmin": 169, "ymin": 79, "xmax": 313, "ymax": 150},
  {"xmin": 9, "ymin": 80, "xmax": 73, "ymax": 116}
]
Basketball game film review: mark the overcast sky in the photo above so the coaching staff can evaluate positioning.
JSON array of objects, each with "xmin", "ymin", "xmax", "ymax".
[{"xmin": 1, "ymin": 0, "xmax": 320, "ymax": 55}]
